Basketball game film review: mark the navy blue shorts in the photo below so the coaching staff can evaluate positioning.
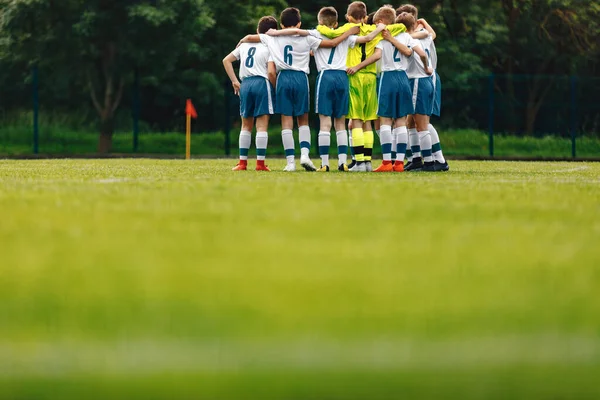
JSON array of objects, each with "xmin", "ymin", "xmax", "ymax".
[
  {"xmin": 432, "ymin": 72, "xmax": 442, "ymax": 117},
  {"xmin": 377, "ymin": 70, "xmax": 414, "ymax": 119},
  {"xmin": 315, "ymin": 70, "xmax": 349, "ymax": 119},
  {"xmin": 276, "ymin": 70, "xmax": 310, "ymax": 117},
  {"xmin": 239, "ymin": 76, "xmax": 275, "ymax": 118},
  {"xmin": 409, "ymin": 75, "xmax": 435, "ymax": 116}
]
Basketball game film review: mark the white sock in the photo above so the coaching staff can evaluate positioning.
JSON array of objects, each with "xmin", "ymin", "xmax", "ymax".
[
  {"xmin": 318, "ymin": 131, "xmax": 331, "ymax": 167},
  {"xmin": 299, "ymin": 125, "xmax": 311, "ymax": 158},
  {"xmin": 255, "ymin": 131, "xmax": 268, "ymax": 161},
  {"xmin": 349, "ymin": 133, "xmax": 355, "ymax": 160},
  {"xmin": 391, "ymin": 129, "xmax": 398, "ymax": 160},
  {"xmin": 379, "ymin": 125, "xmax": 393, "ymax": 161},
  {"xmin": 282, "ymin": 129, "xmax": 295, "ymax": 164},
  {"xmin": 409, "ymin": 128, "xmax": 420, "ymax": 160},
  {"xmin": 239, "ymin": 130, "xmax": 251, "ymax": 161},
  {"xmin": 419, "ymin": 131, "xmax": 433, "ymax": 162},
  {"xmin": 336, "ymin": 130, "xmax": 348, "ymax": 165},
  {"xmin": 428, "ymin": 123, "xmax": 446, "ymax": 163},
  {"xmin": 394, "ymin": 126, "xmax": 408, "ymax": 162}
]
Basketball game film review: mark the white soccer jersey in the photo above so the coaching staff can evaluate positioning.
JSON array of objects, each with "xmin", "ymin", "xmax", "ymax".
[
  {"xmin": 308, "ymin": 30, "xmax": 357, "ymax": 72},
  {"xmin": 232, "ymin": 43, "xmax": 272, "ymax": 80},
  {"xmin": 376, "ymin": 33, "xmax": 419, "ymax": 72},
  {"xmin": 417, "ymin": 27, "xmax": 438, "ymax": 70},
  {"xmin": 407, "ymin": 34, "xmax": 433, "ymax": 79},
  {"xmin": 259, "ymin": 34, "xmax": 322, "ymax": 74}
]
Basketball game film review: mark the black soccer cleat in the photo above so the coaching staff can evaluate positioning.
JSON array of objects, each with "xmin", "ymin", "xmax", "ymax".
[
  {"xmin": 405, "ymin": 157, "xmax": 423, "ymax": 172},
  {"xmin": 347, "ymin": 160, "xmax": 357, "ymax": 170},
  {"xmin": 433, "ymin": 161, "xmax": 450, "ymax": 172},
  {"xmin": 422, "ymin": 161, "xmax": 436, "ymax": 172}
]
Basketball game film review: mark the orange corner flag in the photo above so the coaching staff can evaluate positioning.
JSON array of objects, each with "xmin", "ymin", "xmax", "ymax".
[{"xmin": 186, "ymin": 99, "xmax": 197, "ymax": 119}]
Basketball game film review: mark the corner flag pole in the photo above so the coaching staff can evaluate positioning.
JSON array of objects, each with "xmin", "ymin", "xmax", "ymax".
[{"xmin": 185, "ymin": 99, "xmax": 198, "ymax": 160}]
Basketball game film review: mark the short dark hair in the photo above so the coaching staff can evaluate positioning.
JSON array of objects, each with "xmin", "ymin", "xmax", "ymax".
[
  {"xmin": 397, "ymin": 4, "xmax": 418, "ymax": 18},
  {"xmin": 257, "ymin": 16, "xmax": 278, "ymax": 34},
  {"xmin": 347, "ymin": 2, "xmax": 367, "ymax": 21},
  {"xmin": 318, "ymin": 7, "xmax": 338, "ymax": 27},
  {"xmin": 396, "ymin": 13, "xmax": 416, "ymax": 31},
  {"xmin": 280, "ymin": 7, "xmax": 301, "ymax": 28},
  {"xmin": 366, "ymin": 11, "xmax": 376, "ymax": 25}
]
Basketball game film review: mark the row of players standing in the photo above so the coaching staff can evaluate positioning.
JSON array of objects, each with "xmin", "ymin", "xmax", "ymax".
[{"xmin": 223, "ymin": 2, "xmax": 449, "ymax": 172}]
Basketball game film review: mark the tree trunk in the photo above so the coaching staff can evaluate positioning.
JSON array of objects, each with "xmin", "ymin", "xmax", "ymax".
[{"xmin": 98, "ymin": 117, "xmax": 115, "ymax": 153}]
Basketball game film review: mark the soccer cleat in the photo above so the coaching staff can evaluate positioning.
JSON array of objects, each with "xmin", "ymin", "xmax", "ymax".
[
  {"xmin": 405, "ymin": 157, "xmax": 423, "ymax": 172},
  {"xmin": 422, "ymin": 161, "xmax": 436, "ymax": 172},
  {"xmin": 338, "ymin": 163, "xmax": 349, "ymax": 172},
  {"xmin": 433, "ymin": 161, "xmax": 450, "ymax": 172},
  {"xmin": 283, "ymin": 163, "xmax": 296, "ymax": 172},
  {"xmin": 256, "ymin": 163, "xmax": 271, "ymax": 172},
  {"xmin": 365, "ymin": 161, "xmax": 373, "ymax": 172},
  {"xmin": 232, "ymin": 161, "xmax": 247, "ymax": 171},
  {"xmin": 317, "ymin": 165, "xmax": 330, "ymax": 172},
  {"xmin": 374, "ymin": 162, "xmax": 393, "ymax": 172},
  {"xmin": 404, "ymin": 161, "xmax": 412, "ymax": 170},
  {"xmin": 393, "ymin": 161, "xmax": 405, "ymax": 172},
  {"xmin": 347, "ymin": 160, "xmax": 357, "ymax": 170},
  {"xmin": 349, "ymin": 162, "xmax": 367, "ymax": 172},
  {"xmin": 300, "ymin": 155, "xmax": 317, "ymax": 172}
]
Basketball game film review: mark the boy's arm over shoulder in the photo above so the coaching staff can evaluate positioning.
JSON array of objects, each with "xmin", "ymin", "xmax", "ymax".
[
  {"xmin": 318, "ymin": 26, "xmax": 360, "ymax": 48},
  {"xmin": 316, "ymin": 23, "xmax": 358, "ymax": 39},
  {"xmin": 355, "ymin": 23, "xmax": 386, "ymax": 44},
  {"xmin": 387, "ymin": 23, "xmax": 407, "ymax": 36}
]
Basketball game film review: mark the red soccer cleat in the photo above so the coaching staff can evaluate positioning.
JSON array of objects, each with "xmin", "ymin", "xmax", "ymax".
[
  {"xmin": 232, "ymin": 160, "xmax": 248, "ymax": 171},
  {"xmin": 374, "ymin": 161, "xmax": 393, "ymax": 172},
  {"xmin": 393, "ymin": 161, "xmax": 405, "ymax": 172},
  {"xmin": 256, "ymin": 160, "xmax": 271, "ymax": 172}
]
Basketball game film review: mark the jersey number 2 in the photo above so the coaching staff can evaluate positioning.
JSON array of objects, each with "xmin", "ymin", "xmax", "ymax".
[
  {"xmin": 284, "ymin": 45, "xmax": 293, "ymax": 66},
  {"xmin": 245, "ymin": 47, "xmax": 256, "ymax": 68},
  {"xmin": 393, "ymin": 49, "xmax": 401, "ymax": 62}
]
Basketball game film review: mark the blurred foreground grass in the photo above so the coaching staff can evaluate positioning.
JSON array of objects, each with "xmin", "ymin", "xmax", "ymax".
[{"xmin": 0, "ymin": 159, "xmax": 599, "ymax": 399}]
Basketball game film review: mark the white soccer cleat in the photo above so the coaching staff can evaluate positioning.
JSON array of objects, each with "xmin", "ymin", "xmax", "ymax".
[
  {"xmin": 300, "ymin": 156, "xmax": 317, "ymax": 172},
  {"xmin": 365, "ymin": 161, "xmax": 373, "ymax": 172},
  {"xmin": 349, "ymin": 162, "xmax": 367, "ymax": 172},
  {"xmin": 283, "ymin": 163, "xmax": 296, "ymax": 172}
]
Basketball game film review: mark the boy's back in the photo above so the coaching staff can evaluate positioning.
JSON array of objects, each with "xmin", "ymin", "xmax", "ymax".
[
  {"xmin": 308, "ymin": 31, "xmax": 357, "ymax": 72},
  {"xmin": 234, "ymin": 43, "xmax": 272, "ymax": 80},
  {"xmin": 259, "ymin": 35, "xmax": 321, "ymax": 74},
  {"xmin": 378, "ymin": 33, "xmax": 416, "ymax": 72}
]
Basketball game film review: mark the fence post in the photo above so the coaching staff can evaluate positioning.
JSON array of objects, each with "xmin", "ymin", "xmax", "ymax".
[
  {"xmin": 224, "ymin": 80, "xmax": 231, "ymax": 156},
  {"xmin": 570, "ymin": 76, "xmax": 577, "ymax": 159},
  {"xmin": 488, "ymin": 73, "xmax": 495, "ymax": 158},
  {"xmin": 32, "ymin": 65, "xmax": 39, "ymax": 155},
  {"xmin": 132, "ymin": 68, "xmax": 140, "ymax": 153}
]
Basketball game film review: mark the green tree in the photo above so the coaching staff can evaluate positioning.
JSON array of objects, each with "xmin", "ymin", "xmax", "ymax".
[{"xmin": 0, "ymin": 0, "xmax": 213, "ymax": 153}]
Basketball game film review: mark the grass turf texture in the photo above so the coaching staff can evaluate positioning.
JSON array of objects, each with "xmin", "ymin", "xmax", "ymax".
[{"xmin": 0, "ymin": 159, "xmax": 599, "ymax": 399}]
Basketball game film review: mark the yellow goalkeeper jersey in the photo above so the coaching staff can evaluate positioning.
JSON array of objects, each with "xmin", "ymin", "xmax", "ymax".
[{"xmin": 317, "ymin": 23, "xmax": 406, "ymax": 73}]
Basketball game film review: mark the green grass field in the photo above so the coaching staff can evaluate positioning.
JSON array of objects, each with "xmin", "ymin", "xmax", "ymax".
[{"xmin": 1, "ymin": 159, "xmax": 599, "ymax": 399}]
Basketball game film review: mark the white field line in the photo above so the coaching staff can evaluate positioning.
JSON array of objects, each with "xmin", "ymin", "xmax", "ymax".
[{"xmin": 1, "ymin": 335, "xmax": 599, "ymax": 377}]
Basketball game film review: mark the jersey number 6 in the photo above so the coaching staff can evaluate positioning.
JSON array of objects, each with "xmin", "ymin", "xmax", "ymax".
[{"xmin": 284, "ymin": 45, "xmax": 293, "ymax": 66}]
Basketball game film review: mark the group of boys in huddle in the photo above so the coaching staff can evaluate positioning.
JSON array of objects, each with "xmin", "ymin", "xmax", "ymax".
[{"xmin": 223, "ymin": 2, "xmax": 449, "ymax": 173}]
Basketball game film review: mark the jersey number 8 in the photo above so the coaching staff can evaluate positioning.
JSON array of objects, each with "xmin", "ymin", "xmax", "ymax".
[
  {"xmin": 284, "ymin": 45, "xmax": 293, "ymax": 66},
  {"xmin": 245, "ymin": 47, "xmax": 256, "ymax": 68}
]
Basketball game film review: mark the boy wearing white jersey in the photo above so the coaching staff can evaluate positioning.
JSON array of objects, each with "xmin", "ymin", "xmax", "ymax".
[
  {"xmin": 223, "ymin": 17, "xmax": 278, "ymax": 172},
  {"xmin": 239, "ymin": 8, "xmax": 357, "ymax": 172},
  {"xmin": 398, "ymin": 4, "xmax": 449, "ymax": 172},
  {"xmin": 369, "ymin": 7, "xmax": 429, "ymax": 173}
]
